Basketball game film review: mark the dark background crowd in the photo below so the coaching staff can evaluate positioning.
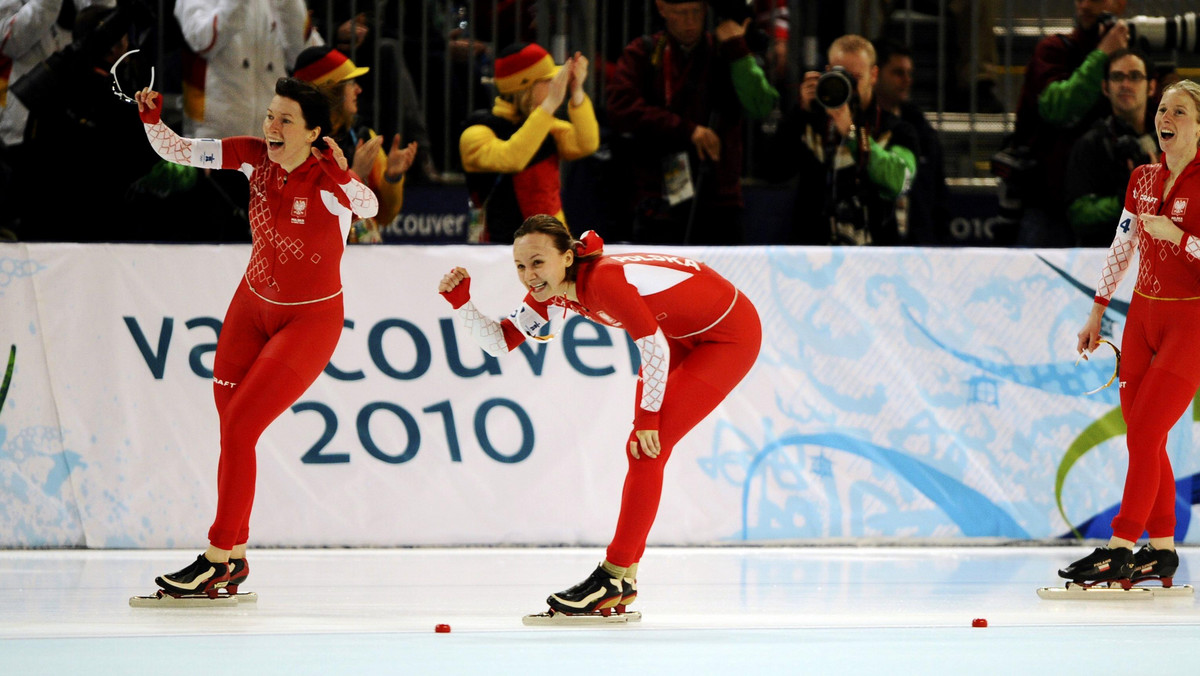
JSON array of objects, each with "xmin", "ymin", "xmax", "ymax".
[{"xmin": 1, "ymin": 0, "xmax": 1197, "ymax": 247}]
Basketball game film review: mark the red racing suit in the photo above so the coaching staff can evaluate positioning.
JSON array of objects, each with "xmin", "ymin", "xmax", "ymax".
[
  {"xmin": 1093, "ymin": 156, "xmax": 1200, "ymax": 542},
  {"xmin": 446, "ymin": 233, "xmax": 762, "ymax": 565},
  {"xmin": 141, "ymin": 101, "xmax": 378, "ymax": 548}
]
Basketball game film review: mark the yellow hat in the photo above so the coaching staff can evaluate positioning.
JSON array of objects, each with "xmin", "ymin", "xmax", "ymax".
[
  {"xmin": 493, "ymin": 43, "xmax": 560, "ymax": 94},
  {"xmin": 293, "ymin": 46, "xmax": 370, "ymax": 85}
]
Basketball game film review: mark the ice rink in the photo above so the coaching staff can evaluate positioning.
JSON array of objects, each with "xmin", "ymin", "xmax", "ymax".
[{"xmin": 2, "ymin": 546, "xmax": 1198, "ymax": 675}]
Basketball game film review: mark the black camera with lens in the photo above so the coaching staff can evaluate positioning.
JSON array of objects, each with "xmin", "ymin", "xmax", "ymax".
[
  {"xmin": 815, "ymin": 67, "xmax": 857, "ymax": 110},
  {"xmin": 1127, "ymin": 12, "xmax": 1200, "ymax": 54}
]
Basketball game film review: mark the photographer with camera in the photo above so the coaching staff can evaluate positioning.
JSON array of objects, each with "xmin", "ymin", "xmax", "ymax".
[
  {"xmin": 605, "ymin": 0, "xmax": 779, "ymax": 245},
  {"xmin": 1005, "ymin": 0, "xmax": 1130, "ymax": 247},
  {"xmin": 767, "ymin": 34, "xmax": 917, "ymax": 246},
  {"xmin": 1064, "ymin": 48, "xmax": 1158, "ymax": 247}
]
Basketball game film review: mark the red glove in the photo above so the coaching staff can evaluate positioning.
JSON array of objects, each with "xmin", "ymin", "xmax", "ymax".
[
  {"xmin": 138, "ymin": 92, "xmax": 164, "ymax": 125},
  {"xmin": 440, "ymin": 276, "xmax": 471, "ymax": 309},
  {"xmin": 313, "ymin": 144, "xmax": 354, "ymax": 184}
]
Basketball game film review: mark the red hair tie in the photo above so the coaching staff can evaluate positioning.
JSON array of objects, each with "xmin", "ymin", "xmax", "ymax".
[{"xmin": 575, "ymin": 230, "xmax": 604, "ymax": 257}]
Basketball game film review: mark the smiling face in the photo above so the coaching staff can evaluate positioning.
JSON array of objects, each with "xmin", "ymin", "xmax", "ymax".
[
  {"xmin": 1155, "ymin": 88, "xmax": 1200, "ymax": 161},
  {"xmin": 513, "ymin": 232, "xmax": 574, "ymax": 302},
  {"xmin": 262, "ymin": 95, "xmax": 319, "ymax": 171}
]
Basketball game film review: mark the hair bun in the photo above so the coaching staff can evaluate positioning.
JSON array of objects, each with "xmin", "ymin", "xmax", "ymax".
[{"xmin": 575, "ymin": 230, "xmax": 604, "ymax": 257}]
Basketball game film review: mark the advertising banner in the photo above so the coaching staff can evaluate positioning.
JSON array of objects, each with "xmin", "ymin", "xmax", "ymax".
[{"xmin": 0, "ymin": 243, "xmax": 1192, "ymax": 548}]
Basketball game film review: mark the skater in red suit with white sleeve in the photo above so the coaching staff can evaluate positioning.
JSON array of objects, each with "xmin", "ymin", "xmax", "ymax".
[
  {"xmin": 1064, "ymin": 80, "xmax": 1200, "ymax": 592},
  {"xmin": 438, "ymin": 214, "xmax": 762, "ymax": 620},
  {"xmin": 130, "ymin": 78, "xmax": 377, "ymax": 604}
]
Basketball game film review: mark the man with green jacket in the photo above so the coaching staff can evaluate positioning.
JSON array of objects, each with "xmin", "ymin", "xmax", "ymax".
[{"xmin": 1009, "ymin": 0, "xmax": 1129, "ymax": 246}]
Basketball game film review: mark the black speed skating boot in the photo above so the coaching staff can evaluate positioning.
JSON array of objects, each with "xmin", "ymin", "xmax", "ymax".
[
  {"xmin": 1058, "ymin": 546, "xmax": 1135, "ymax": 588},
  {"xmin": 1131, "ymin": 545, "xmax": 1180, "ymax": 586},
  {"xmin": 546, "ymin": 564, "xmax": 626, "ymax": 615},
  {"xmin": 155, "ymin": 554, "xmax": 231, "ymax": 598}
]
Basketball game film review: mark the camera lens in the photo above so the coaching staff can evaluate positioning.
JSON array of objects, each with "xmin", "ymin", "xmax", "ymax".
[{"xmin": 816, "ymin": 69, "xmax": 855, "ymax": 109}]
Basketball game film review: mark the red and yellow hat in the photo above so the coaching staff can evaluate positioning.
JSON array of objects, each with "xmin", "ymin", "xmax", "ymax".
[
  {"xmin": 293, "ymin": 46, "xmax": 370, "ymax": 85},
  {"xmin": 493, "ymin": 42, "xmax": 560, "ymax": 94}
]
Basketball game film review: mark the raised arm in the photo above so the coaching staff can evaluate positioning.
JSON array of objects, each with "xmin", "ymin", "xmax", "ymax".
[
  {"xmin": 438, "ymin": 267, "xmax": 549, "ymax": 357},
  {"xmin": 135, "ymin": 89, "xmax": 211, "ymax": 167}
]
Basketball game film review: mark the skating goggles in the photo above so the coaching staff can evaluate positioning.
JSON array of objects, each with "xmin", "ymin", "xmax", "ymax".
[
  {"xmin": 110, "ymin": 49, "xmax": 155, "ymax": 104},
  {"xmin": 1075, "ymin": 338, "xmax": 1121, "ymax": 395}
]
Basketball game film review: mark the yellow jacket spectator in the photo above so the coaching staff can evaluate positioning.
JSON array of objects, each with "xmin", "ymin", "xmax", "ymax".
[{"xmin": 460, "ymin": 42, "xmax": 600, "ymax": 243}]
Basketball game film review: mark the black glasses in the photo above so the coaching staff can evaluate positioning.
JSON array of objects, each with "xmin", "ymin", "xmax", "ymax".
[{"xmin": 1108, "ymin": 71, "xmax": 1147, "ymax": 84}]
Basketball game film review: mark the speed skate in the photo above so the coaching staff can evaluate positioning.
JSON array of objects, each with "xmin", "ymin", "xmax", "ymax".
[
  {"xmin": 1037, "ymin": 580, "xmax": 1193, "ymax": 599},
  {"xmin": 524, "ymin": 564, "xmax": 641, "ymax": 625},
  {"xmin": 522, "ymin": 606, "xmax": 642, "ymax": 625},
  {"xmin": 1040, "ymin": 545, "xmax": 1194, "ymax": 599},
  {"xmin": 130, "ymin": 554, "xmax": 256, "ymax": 607},
  {"xmin": 129, "ymin": 589, "xmax": 257, "ymax": 607}
]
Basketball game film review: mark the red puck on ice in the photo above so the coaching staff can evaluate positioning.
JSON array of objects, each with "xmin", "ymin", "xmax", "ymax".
[
  {"xmin": 971, "ymin": 618, "xmax": 988, "ymax": 628},
  {"xmin": 435, "ymin": 624, "xmax": 451, "ymax": 633}
]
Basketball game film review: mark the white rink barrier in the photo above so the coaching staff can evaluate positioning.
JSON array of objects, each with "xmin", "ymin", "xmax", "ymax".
[{"xmin": 1, "ymin": 243, "xmax": 1195, "ymax": 548}]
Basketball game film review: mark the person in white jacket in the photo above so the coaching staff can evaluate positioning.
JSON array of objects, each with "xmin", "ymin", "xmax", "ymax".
[{"xmin": 173, "ymin": 0, "xmax": 313, "ymax": 138}]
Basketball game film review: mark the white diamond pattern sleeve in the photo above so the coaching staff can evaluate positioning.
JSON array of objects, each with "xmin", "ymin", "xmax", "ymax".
[
  {"xmin": 1094, "ymin": 208, "xmax": 1137, "ymax": 306},
  {"xmin": 456, "ymin": 301, "xmax": 510, "ymax": 357},
  {"xmin": 337, "ymin": 177, "xmax": 378, "ymax": 219},
  {"xmin": 142, "ymin": 119, "xmax": 223, "ymax": 169},
  {"xmin": 636, "ymin": 329, "xmax": 669, "ymax": 415}
]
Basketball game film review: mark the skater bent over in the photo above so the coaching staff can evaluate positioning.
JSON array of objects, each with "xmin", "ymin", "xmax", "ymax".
[
  {"xmin": 1066, "ymin": 80, "xmax": 1200, "ymax": 591},
  {"xmin": 132, "ymin": 79, "xmax": 377, "ymax": 601},
  {"xmin": 438, "ymin": 215, "xmax": 761, "ymax": 618}
]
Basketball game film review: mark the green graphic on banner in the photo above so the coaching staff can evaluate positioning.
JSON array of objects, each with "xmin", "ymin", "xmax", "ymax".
[
  {"xmin": 1055, "ymin": 406, "xmax": 1125, "ymax": 539},
  {"xmin": 0, "ymin": 344, "xmax": 14, "ymax": 420}
]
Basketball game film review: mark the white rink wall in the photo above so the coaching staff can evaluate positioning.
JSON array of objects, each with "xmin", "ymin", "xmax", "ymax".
[{"xmin": 1, "ymin": 243, "xmax": 1195, "ymax": 548}]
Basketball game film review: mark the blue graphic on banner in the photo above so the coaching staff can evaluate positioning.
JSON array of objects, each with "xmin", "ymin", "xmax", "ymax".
[{"xmin": 700, "ymin": 247, "xmax": 1199, "ymax": 542}]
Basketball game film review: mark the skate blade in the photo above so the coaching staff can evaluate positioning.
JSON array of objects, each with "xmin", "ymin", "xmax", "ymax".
[
  {"xmin": 1146, "ymin": 584, "xmax": 1194, "ymax": 598},
  {"xmin": 227, "ymin": 591, "xmax": 258, "ymax": 604},
  {"xmin": 1036, "ymin": 585, "xmax": 1153, "ymax": 600},
  {"xmin": 522, "ymin": 610, "xmax": 642, "ymax": 626},
  {"xmin": 129, "ymin": 591, "xmax": 239, "ymax": 608}
]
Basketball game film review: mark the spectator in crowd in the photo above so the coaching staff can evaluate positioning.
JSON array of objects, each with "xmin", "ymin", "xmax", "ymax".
[
  {"xmin": 1006, "ymin": 0, "xmax": 1129, "ymax": 247},
  {"xmin": 1064, "ymin": 47, "xmax": 1158, "ymax": 247},
  {"xmin": 768, "ymin": 34, "xmax": 918, "ymax": 245},
  {"xmin": 174, "ymin": 0, "xmax": 313, "ymax": 139},
  {"xmin": 459, "ymin": 42, "xmax": 599, "ymax": 244},
  {"xmin": 605, "ymin": 0, "xmax": 778, "ymax": 245},
  {"xmin": 0, "ymin": 0, "xmax": 102, "ymax": 238},
  {"xmin": 879, "ymin": 1, "xmax": 1004, "ymax": 112},
  {"xmin": 18, "ymin": 4, "xmax": 161, "ymax": 241},
  {"xmin": 173, "ymin": 0, "xmax": 315, "ymax": 241},
  {"xmin": 293, "ymin": 45, "xmax": 417, "ymax": 243},
  {"xmin": 872, "ymin": 38, "xmax": 949, "ymax": 245},
  {"xmin": 305, "ymin": 2, "xmax": 438, "ymax": 183}
]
